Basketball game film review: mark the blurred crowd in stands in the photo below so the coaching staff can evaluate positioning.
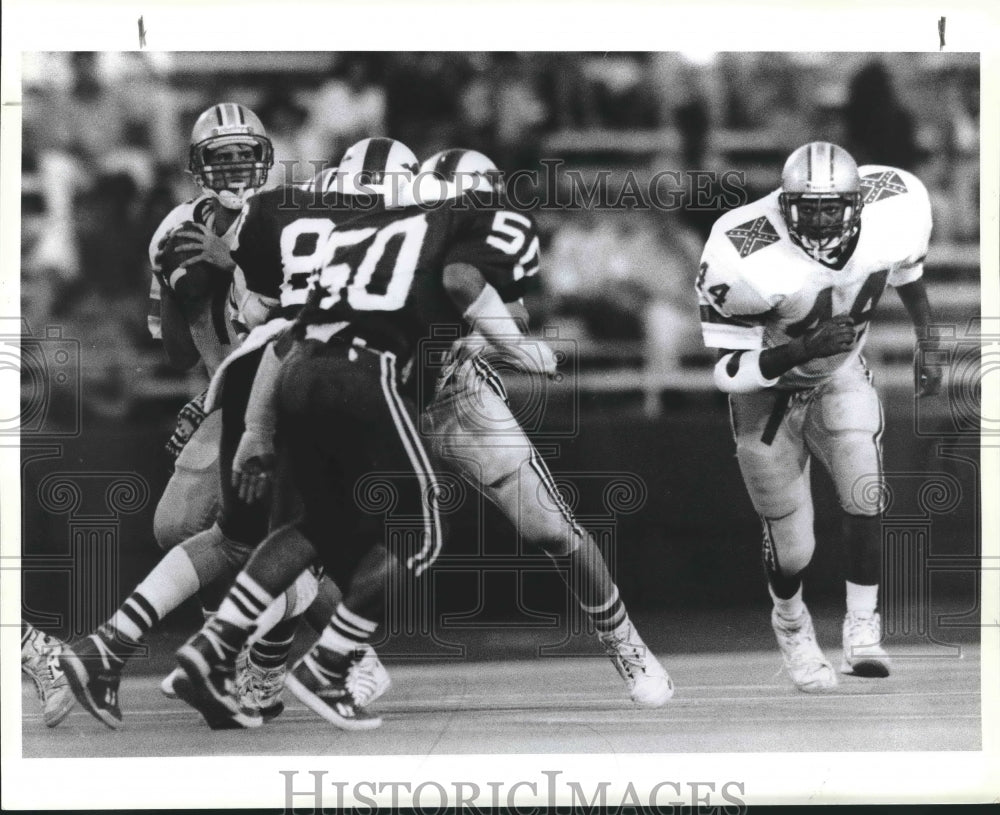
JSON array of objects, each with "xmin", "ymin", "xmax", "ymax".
[{"xmin": 19, "ymin": 51, "xmax": 980, "ymax": 413}]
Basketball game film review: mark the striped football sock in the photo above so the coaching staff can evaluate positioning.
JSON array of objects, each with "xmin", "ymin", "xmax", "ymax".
[
  {"xmin": 106, "ymin": 546, "xmax": 199, "ymax": 643},
  {"xmin": 249, "ymin": 616, "xmax": 298, "ymax": 670},
  {"xmin": 215, "ymin": 573, "xmax": 275, "ymax": 634},
  {"xmin": 582, "ymin": 585, "xmax": 627, "ymax": 635},
  {"xmin": 314, "ymin": 603, "xmax": 379, "ymax": 674}
]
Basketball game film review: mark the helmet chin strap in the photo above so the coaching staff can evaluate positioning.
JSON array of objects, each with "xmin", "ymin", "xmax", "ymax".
[
  {"xmin": 214, "ymin": 188, "xmax": 250, "ymax": 210},
  {"xmin": 197, "ymin": 179, "xmax": 252, "ymax": 211}
]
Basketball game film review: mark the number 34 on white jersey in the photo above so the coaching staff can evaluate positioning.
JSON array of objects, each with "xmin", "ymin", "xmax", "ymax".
[{"xmin": 696, "ymin": 165, "xmax": 933, "ymax": 390}]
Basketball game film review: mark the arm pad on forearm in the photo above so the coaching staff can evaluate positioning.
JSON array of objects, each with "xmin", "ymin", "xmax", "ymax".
[{"xmin": 713, "ymin": 350, "xmax": 780, "ymax": 393}]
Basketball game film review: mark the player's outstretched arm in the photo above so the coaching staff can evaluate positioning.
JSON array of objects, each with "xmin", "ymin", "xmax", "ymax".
[
  {"xmin": 233, "ymin": 340, "xmax": 283, "ymax": 503},
  {"xmin": 895, "ymin": 278, "xmax": 943, "ymax": 397},
  {"xmin": 443, "ymin": 262, "xmax": 556, "ymax": 376}
]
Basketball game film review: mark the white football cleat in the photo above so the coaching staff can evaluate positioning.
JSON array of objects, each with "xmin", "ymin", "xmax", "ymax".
[
  {"xmin": 285, "ymin": 651, "xmax": 383, "ymax": 731},
  {"xmin": 771, "ymin": 607, "xmax": 837, "ymax": 692},
  {"xmin": 598, "ymin": 620, "xmax": 674, "ymax": 707},
  {"xmin": 346, "ymin": 646, "xmax": 391, "ymax": 707},
  {"xmin": 841, "ymin": 611, "xmax": 891, "ymax": 677},
  {"xmin": 22, "ymin": 627, "xmax": 76, "ymax": 727}
]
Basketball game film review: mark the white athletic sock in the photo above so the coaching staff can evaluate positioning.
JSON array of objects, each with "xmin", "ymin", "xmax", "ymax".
[
  {"xmin": 845, "ymin": 581, "xmax": 878, "ymax": 616},
  {"xmin": 769, "ymin": 583, "xmax": 806, "ymax": 622},
  {"xmin": 108, "ymin": 546, "xmax": 199, "ymax": 641}
]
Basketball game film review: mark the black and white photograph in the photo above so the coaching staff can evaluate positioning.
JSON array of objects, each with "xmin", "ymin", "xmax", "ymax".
[{"xmin": 2, "ymin": 1, "xmax": 998, "ymax": 809}]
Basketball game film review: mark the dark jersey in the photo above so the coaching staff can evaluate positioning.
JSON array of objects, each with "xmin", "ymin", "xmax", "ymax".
[{"xmin": 232, "ymin": 185, "xmax": 541, "ymax": 401}]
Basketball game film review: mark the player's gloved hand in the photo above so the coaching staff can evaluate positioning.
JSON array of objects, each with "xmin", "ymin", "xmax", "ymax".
[
  {"xmin": 170, "ymin": 223, "xmax": 237, "ymax": 274},
  {"xmin": 801, "ymin": 313, "xmax": 856, "ymax": 359},
  {"xmin": 232, "ymin": 428, "xmax": 276, "ymax": 503},
  {"xmin": 915, "ymin": 339, "xmax": 944, "ymax": 397}
]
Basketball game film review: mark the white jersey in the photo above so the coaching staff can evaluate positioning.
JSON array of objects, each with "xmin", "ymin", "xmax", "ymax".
[
  {"xmin": 697, "ymin": 165, "xmax": 932, "ymax": 389},
  {"xmin": 146, "ymin": 194, "xmax": 249, "ymax": 376}
]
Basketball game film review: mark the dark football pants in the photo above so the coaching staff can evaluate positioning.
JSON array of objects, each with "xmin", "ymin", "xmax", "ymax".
[
  {"xmin": 217, "ymin": 347, "xmax": 272, "ymax": 546},
  {"xmin": 278, "ymin": 338, "xmax": 442, "ymax": 587}
]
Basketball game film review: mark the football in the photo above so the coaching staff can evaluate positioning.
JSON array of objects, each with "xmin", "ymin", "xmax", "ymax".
[{"xmin": 158, "ymin": 221, "xmax": 218, "ymax": 302}]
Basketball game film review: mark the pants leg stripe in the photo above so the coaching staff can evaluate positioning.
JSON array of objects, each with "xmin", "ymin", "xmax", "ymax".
[
  {"xmin": 528, "ymin": 446, "xmax": 585, "ymax": 538},
  {"xmin": 873, "ymin": 383, "xmax": 886, "ymax": 511},
  {"xmin": 378, "ymin": 352, "xmax": 443, "ymax": 576},
  {"xmin": 472, "ymin": 354, "xmax": 509, "ymax": 403}
]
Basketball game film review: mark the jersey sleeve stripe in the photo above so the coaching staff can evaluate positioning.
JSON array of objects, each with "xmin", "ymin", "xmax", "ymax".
[
  {"xmin": 700, "ymin": 321, "xmax": 763, "ymax": 350},
  {"xmin": 698, "ymin": 304, "xmax": 762, "ymax": 328}
]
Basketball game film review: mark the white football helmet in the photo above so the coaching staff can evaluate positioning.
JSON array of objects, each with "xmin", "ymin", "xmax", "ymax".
[
  {"xmin": 407, "ymin": 148, "xmax": 503, "ymax": 206},
  {"xmin": 420, "ymin": 148, "xmax": 503, "ymax": 192},
  {"xmin": 324, "ymin": 137, "xmax": 418, "ymax": 201},
  {"xmin": 188, "ymin": 103, "xmax": 274, "ymax": 210},
  {"xmin": 778, "ymin": 142, "xmax": 863, "ymax": 262}
]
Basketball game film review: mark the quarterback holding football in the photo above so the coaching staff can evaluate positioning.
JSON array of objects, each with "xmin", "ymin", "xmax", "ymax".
[
  {"xmin": 697, "ymin": 141, "xmax": 942, "ymax": 692},
  {"xmin": 148, "ymin": 102, "xmax": 276, "ymax": 548}
]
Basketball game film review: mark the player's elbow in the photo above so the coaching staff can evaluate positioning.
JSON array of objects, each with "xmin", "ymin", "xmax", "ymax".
[
  {"xmin": 713, "ymin": 350, "xmax": 776, "ymax": 393},
  {"xmin": 443, "ymin": 262, "xmax": 487, "ymax": 306}
]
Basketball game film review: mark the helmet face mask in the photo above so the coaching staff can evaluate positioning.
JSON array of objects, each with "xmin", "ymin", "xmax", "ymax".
[
  {"xmin": 778, "ymin": 142, "xmax": 863, "ymax": 262},
  {"xmin": 188, "ymin": 104, "xmax": 274, "ymax": 209},
  {"xmin": 779, "ymin": 191, "xmax": 862, "ymax": 256}
]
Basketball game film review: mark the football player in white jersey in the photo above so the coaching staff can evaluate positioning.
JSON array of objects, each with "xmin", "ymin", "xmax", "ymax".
[
  {"xmin": 20, "ymin": 103, "xmax": 270, "ymax": 730},
  {"xmin": 149, "ymin": 102, "xmax": 276, "ymax": 547},
  {"xmin": 696, "ymin": 141, "xmax": 941, "ymax": 692}
]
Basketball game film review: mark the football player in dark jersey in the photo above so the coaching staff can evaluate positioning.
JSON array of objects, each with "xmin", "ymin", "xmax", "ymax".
[
  {"xmin": 171, "ymin": 144, "xmax": 672, "ymax": 730},
  {"xmin": 54, "ymin": 134, "xmax": 392, "ymax": 731}
]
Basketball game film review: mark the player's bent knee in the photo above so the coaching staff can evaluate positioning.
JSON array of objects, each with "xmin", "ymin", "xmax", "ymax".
[
  {"xmin": 154, "ymin": 462, "xmax": 220, "ymax": 550},
  {"xmin": 154, "ymin": 494, "xmax": 215, "ymax": 551}
]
